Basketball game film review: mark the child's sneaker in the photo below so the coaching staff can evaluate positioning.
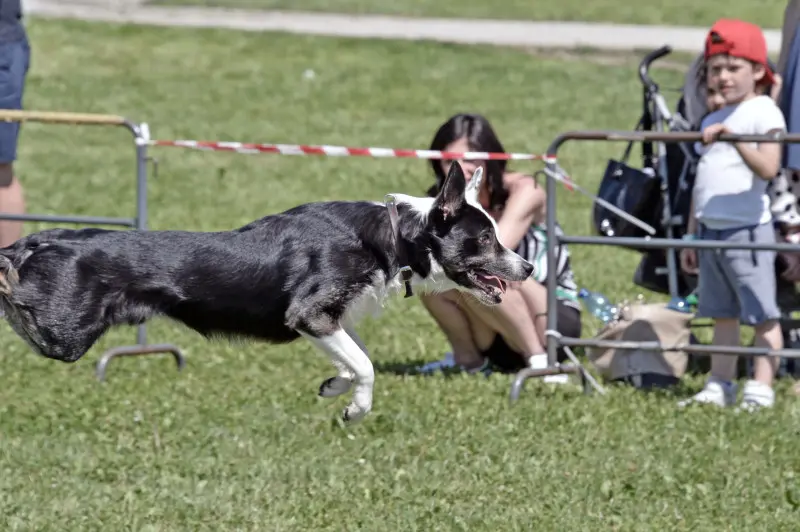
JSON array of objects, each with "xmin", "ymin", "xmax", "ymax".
[
  {"xmin": 736, "ymin": 379, "xmax": 775, "ymax": 413},
  {"xmin": 677, "ymin": 377, "xmax": 737, "ymax": 408}
]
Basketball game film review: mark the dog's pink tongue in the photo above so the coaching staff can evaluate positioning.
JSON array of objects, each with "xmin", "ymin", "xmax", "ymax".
[{"xmin": 478, "ymin": 274, "xmax": 506, "ymax": 292}]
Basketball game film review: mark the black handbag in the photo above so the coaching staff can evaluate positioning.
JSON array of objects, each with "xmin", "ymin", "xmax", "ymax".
[{"xmin": 592, "ymin": 139, "xmax": 663, "ymax": 250}]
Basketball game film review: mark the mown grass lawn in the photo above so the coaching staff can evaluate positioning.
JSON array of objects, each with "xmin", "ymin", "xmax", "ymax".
[{"xmin": 1, "ymin": 16, "xmax": 799, "ymax": 530}]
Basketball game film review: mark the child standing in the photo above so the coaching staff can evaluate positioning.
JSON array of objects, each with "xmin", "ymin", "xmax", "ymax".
[{"xmin": 679, "ymin": 19, "xmax": 787, "ymax": 410}]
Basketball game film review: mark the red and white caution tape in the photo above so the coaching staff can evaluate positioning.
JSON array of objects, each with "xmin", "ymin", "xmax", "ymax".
[
  {"xmin": 152, "ymin": 138, "xmax": 670, "ymax": 231},
  {"xmin": 148, "ymin": 138, "xmax": 654, "ymax": 233},
  {"xmin": 149, "ymin": 139, "xmax": 550, "ymax": 162}
]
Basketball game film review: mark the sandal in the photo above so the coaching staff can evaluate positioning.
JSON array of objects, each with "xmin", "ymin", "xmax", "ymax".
[{"xmin": 417, "ymin": 352, "xmax": 492, "ymax": 376}]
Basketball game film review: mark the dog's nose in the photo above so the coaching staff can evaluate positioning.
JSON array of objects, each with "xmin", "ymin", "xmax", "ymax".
[{"xmin": 523, "ymin": 260, "xmax": 534, "ymax": 278}]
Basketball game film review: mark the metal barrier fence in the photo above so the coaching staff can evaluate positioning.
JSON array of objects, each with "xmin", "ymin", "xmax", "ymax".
[
  {"xmin": 9, "ymin": 115, "xmax": 799, "ymax": 391},
  {"xmin": 0, "ymin": 110, "xmax": 185, "ymax": 381},
  {"xmin": 510, "ymin": 129, "xmax": 800, "ymax": 402}
]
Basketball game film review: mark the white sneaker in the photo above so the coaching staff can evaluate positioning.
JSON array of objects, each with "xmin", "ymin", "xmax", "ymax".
[
  {"xmin": 677, "ymin": 377, "xmax": 737, "ymax": 408},
  {"xmin": 736, "ymin": 380, "xmax": 775, "ymax": 413},
  {"xmin": 529, "ymin": 354, "xmax": 570, "ymax": 385}
]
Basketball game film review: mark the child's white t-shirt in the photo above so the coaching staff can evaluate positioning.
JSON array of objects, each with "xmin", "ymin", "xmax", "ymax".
[{"xmin": 693, "ymin": 95, "xmax": 787, "ymax": 230}]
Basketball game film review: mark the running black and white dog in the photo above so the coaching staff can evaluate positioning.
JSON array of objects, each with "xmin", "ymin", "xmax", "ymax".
[{"xmin": 0, "ymin": 163, "xmax": 533, "ymax": 422}]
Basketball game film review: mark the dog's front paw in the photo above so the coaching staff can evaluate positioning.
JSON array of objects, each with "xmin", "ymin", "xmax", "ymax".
[
  {"xmin": 318, "ymin": 376, "xmax": 353, "ymax": 398},
  {"xmin": 341, "ymin": 402, "xmax": 371, "ymax": 424}
]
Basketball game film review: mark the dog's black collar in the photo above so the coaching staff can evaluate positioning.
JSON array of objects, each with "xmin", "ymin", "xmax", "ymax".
[{"xmin": 385, "ymin": 195, "xmax": 414, "ymax": 298}]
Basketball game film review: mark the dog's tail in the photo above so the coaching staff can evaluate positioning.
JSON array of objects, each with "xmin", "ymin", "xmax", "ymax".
[{"xmin": 0, "ymin": 252, "xmax": 20, "ymax": 297}]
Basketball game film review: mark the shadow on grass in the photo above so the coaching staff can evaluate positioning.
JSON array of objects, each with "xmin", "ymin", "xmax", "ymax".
[
  {"xmin": 373, "ymin": 358, "xmax": 519, "ymax": 378},
  {"xmin": 372, "ymin": 351, "xmax": 745, "ymax": 401},
  {"xmin": 374, "ymin": 359, "xmax": 707, "ymax": 401},
  {"xmin": 375, "ymin": 346, "xmax": 593, "ymax": 377}
]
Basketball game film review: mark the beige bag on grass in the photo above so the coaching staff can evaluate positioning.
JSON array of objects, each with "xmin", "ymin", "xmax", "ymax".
[{"xmin": 586, "ymin": 302, "xmax": 693, "ymax": 382}]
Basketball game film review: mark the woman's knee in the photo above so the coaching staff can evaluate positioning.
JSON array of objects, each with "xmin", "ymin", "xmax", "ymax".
[
  {"xmin": 420, "ymin": 289, "xmax": 461, "ymax": 308},
  {"xmin": 419, "ymin": 290, "xmax": 472, "ymax": 328},
  {"xmin": 466, "ymin": 284, "xmax": 528, "ymax": 316}
]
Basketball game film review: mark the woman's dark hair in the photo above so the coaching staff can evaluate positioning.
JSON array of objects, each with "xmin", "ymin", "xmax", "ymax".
[{"xmin": 426, "ymin": 113, "xmax": 509, "ymax": 210}]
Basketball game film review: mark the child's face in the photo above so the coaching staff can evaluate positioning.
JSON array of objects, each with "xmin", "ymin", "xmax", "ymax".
[
  {"xmin": 706, "ymin": 54, "xmax": 765, "ymax": 104},
  {"xmin": 705, "ymin": 83, "xmax": 725, "ymax": 112}
]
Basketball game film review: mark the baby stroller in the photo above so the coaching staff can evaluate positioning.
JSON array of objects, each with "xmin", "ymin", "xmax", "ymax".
[
  {"xmin": 593, "ymin": 45, "xmax": 712, "ymax": 299},
  {"xmin": 593, "ymin": 45, "xmax": 785, "ymax": 299}
]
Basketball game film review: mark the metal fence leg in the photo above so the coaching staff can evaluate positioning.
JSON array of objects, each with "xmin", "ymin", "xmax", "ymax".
[
  {"xmin": 0, "ymin": 111, "xmax": 186, "ymax": 381},
  {"xmin": 508, "ymin": 363, "xmax": 585, "ymax": 404},
  {"xmin": 96, "ymin": 343, "xmax": 186, "ymax": 382},
  {"xmin": 94, "ymin": 121, "xmax": 185, "ymax": 381},
  {"xmin": 506, "ymin": 156, "xmax": 608, "ymax": 406}
]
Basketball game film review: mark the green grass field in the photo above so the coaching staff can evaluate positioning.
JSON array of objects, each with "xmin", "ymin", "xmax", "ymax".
[
  {"xmin": 149, "ymin": 0, "xmax": 788, "ymax": 29},
  {"xmin": 3, "ymin": 17, "xmax": 800, "ymax": 530}
]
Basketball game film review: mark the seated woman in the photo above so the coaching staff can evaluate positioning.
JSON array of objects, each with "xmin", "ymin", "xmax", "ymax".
[{"xmin": 417, "ymin": 113, "xmax": 582, "ymax": 377}]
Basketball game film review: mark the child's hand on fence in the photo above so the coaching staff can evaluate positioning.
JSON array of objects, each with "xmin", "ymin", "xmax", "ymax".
[
  {"xmin": 701, "ymin": 123, "xmax": 731, "ymax": 144},
  {"xmin": 680, "ymin": 248, "xmax": 698, "ymax": 275}
]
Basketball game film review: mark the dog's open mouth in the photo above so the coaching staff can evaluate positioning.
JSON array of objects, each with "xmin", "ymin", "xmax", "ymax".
[{"xmin": 469, "ymin": 270, "xmax": 508, "ymax": 300}]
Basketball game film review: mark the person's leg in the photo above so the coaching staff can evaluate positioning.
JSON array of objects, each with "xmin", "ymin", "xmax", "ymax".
[
  {"xmin": 420, "ymin": 279, "xmax": 576, "ymax": 381},
  {"xmin": 0, "ymin": 174, "xmax": 25, "ymax": 247},
  {"xmin": 0, "ymin": 37, "xmax": 29, "ymax": 248},
  {"xmin": 419, "ymin": 290, "xmax": 495, "ymax": 371},
  {"xmin": 677, "ymin": 318, "xmax": 740, "ymax": 407},
  {"xmin": 514, "ymin": 277, "xmax": 582, "ymax": 363},
  {"xmin": 733, "ymin": 223, "xmax": 783, "ymax": 409},
  {"xmin": 752, "ymin": 319, "xmax": 782, "ymax": 383},
  {"xmin": 709, "ymin": 319, "xmax": 741, "ymax": 382},
  {"xmin": 515, "ymin": 275, "xmax": 550, "ymax": 351},
  {"xmin": 458, "ymin": 279, "xmax": 574, "ymax": 383},
  {"xmin": 458, "ymin": 278, "xmax": 546, "ymax": 364},
  {"xmin": 738, "ymin": 321, "xmax": 782, "ymax": 410},
  {"xmin": 419, "ymin": 283, "xmax": 543, "ymax": 370},
  {"xmin": 679, "ymin": 227, "xmax": 741, "ymax": 407}
]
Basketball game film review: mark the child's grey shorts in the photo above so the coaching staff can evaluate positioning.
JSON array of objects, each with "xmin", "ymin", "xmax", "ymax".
[{"xmin": 696, "ymin": 221, "xmax": 780, "ymax": 326}]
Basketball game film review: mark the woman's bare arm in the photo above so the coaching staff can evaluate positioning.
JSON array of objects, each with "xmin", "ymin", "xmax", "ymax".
[{"xmin": 494, "ymin": 173, "xmax": 545, "ymax": 250}]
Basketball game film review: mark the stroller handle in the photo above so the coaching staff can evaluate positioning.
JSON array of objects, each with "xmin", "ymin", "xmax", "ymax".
[{"xmin": 638, "ymin": 45, "xmax": 673, "ymax": 90}]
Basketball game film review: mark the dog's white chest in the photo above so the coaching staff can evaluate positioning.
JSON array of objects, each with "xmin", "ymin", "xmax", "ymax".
[{"xmin": 340, "ymin": 272, "xmax": 400, "ymax": 327}]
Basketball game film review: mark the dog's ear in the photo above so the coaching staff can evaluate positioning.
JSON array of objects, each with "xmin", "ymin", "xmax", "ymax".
[
  {"xmin": 464, "ymin": 166, "xmax": 483, "ymax": 205},
  {"xmin": 434, "ymin": 162, "xmax": 466, "ymax": 220}
]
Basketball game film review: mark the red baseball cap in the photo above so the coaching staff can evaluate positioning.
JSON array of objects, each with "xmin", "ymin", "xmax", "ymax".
[{"xmin": 704, "ymin": 18, "xmax": 774, "ymax": 85}]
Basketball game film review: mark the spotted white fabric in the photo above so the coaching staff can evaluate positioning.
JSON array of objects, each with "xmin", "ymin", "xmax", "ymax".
[{"xmin": 767, "ymin": 169, "xmax": 800, "ymax": 227}]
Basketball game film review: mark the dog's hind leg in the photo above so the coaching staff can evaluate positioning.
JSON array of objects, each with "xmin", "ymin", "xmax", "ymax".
[{"xmin": 301, "ymin": 328, "xmax": 375, "ymax": 423}]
